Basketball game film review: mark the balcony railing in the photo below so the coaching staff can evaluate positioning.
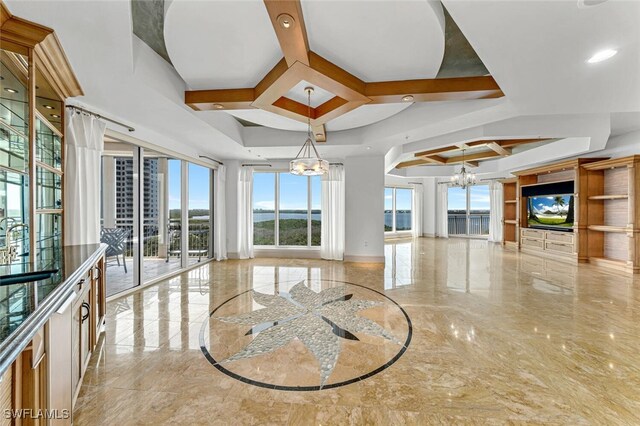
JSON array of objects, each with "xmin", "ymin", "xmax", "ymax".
[
  {"xmin": 448, "ymin": 213, "xmax": 490, "ymax": 235},
  {"xmin": 102, "ymin": 217, "xmax": 210, "ymax": 260}
]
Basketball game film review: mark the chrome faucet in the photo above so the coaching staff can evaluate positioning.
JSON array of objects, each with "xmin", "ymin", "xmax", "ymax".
[{"xmin": 0, "ymin": 223, "xmax": 28, "ymax": 264}]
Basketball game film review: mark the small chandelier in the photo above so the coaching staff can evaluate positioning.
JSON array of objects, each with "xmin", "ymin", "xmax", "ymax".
[
  {"xmin": 450, "ymin": 149, "xmax": 476, "ymax": 189},
  {"xmin": 290, "ymin": 87, "xmax": 329, "ymax": 176}
]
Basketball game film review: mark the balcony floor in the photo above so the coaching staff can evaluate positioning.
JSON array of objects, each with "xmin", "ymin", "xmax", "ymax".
[{"xmin": 105, "ymin": 256, "xmax": 206, "ymax": 297}]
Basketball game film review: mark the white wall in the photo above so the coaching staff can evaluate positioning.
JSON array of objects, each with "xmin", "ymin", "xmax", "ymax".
[
  {"xmin": 345, "ymin": 155, "xmax": 385, "ymax": 262},
  {"xmin": 225, "ymin": 160, "xmax": 241, "ymax": 258},
  {"xmin": 423, "ymin": 177, "xmax": 437, "ymax": 237}
]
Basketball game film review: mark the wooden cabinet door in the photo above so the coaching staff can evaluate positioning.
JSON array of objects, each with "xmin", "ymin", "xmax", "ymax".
[{"xmin": 48, "ymin": 294, "xmax": 74, "ymax": 425}]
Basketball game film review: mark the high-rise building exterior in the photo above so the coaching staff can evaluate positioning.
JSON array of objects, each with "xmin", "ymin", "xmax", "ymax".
[{"xmin": 114, "ymin": 157, "xmax": 159, "ymax": 224}]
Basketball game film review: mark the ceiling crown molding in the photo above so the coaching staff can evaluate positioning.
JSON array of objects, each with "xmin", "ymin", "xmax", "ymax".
[{"xmin": 0, "ymin": 0, "xmax": 83, "ymax": 98}]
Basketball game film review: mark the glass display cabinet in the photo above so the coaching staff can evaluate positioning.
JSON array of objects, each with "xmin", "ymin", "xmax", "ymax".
[{"xmin": 0, "ymin": 2, "xmax": 83, "ymax": 265}]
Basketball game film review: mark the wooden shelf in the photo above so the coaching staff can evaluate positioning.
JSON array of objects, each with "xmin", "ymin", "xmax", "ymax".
[
  {"xmin": 588, "ymin": 225, "xmax": 629, "ymax": 233},
  {"xmin": 504, "ymin": 200, "xmax": 517, "ymax": 204},
  {"xmin": 588, "ymin": 194, "xmax": 628, "ymax": 200}
]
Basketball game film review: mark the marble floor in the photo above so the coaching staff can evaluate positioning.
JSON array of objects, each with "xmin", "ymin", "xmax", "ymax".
[{"xmin": 75, "ymin": 238, "xmax": 640, "ymax": 425}]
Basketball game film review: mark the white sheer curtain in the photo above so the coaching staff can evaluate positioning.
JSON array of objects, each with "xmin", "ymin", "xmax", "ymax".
[
  {"xmin": 64, "ymin": 110, "xmax": 106, "ymax": 245},
  {"xmin": 213, "ymin": 166, "xmax": 227, "ymax": 261},
  {"xmin": 436, "ymin": 183, "xmax": 449, "ymax": 238},
  {"xmin": 237, "ymin": 166, "xmax": 254, "ymax": 259},
  {"xmin": 321, "ymin": 165, "xmax": 345, "ymax": 260},
  {"xmin": 412, "ymin": 183, "xmax": 424, "ymax": 238},
  {"xmin": 488, "ymin": 181, "xmax": 504, "ymax": 243}
]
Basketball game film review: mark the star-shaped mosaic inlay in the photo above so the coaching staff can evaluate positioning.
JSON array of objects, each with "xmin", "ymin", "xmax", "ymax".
[{"xmin": 215, "ymin": 281, "xmax": 402, "ymax": 386}]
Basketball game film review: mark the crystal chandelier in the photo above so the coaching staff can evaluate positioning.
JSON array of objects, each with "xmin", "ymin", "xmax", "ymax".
[
  {"xmin": 290, "ymin": 87, "xmax": 329, "ymax": 176},
  {"xmin": 450, "ymin": 149, "xmax": 476, "ymax": 189}
]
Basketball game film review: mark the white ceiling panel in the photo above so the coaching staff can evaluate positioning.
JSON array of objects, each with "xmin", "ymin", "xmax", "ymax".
[
  {"xmin": 301, "ymin": 0, "xmax": 446, "ymax": 82},
  {"xmin": 164, "ymin": 0, "xmax": 282, "ymax": 90}
]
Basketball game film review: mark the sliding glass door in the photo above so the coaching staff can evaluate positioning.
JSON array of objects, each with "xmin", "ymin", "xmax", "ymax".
[
  {"xmin": 447, "ymin": 185, "xmax": 490, "ymax": 236},
  {"xmin": 101, "ymin": 143, "xmax": 214, "ymax": 296},
  {"xmin": 384, "ymin": 187, "xmax": 413, "ymax": 234}
]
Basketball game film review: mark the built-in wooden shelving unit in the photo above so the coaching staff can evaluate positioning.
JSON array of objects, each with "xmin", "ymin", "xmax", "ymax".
[
  {"xmin": 502, "ymin": 156, "xmax": 639, "ymax": 274},
  {"xmin": 512, "ymin": 158, "xmax": 607, "ymax": 264},
  {"xmin": 588, "ymin": 194, "xmax": 628, "ymax": 201},
  {"xmin": 500, "ymin": 178, "xmax": 518, "ymax": 248},
  {"xmin": 582, "ymin": 155, "xmax": 640, "ymax": 274}
]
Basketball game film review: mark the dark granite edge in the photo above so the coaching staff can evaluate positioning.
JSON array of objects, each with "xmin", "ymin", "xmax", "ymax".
[{"xmin": 0, "ymin": 243, "xmax": 107, "ymax": 377}]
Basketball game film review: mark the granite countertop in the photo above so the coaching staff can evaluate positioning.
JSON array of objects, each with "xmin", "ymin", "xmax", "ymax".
[{"xmin": 0, "ymin": 243, "xmax": 107, "ymax": 376}]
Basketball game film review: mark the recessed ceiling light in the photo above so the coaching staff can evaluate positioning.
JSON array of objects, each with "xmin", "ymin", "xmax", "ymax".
[
  {"xmin": 366, "ymin": 146, "xmax": 371, "ymax": 150},
  {"xmin": 587, "ymin": 49, "xmax": 617, "ymax": 64},
  {"xmin": 315, "ymin": 133, "xmax": 322, "ymax": 138},
  {"xmin": 43, "ymin": 105, "xmax": 54, "ymax": 109},
  {"xmin": 402, "ymin": 95, "xmax": 414, "ymax": 102},
  {"xmin": 212, "ymin": 104, "xmax": 224, "ymax": 109},
  {"xmin": 4, "ymin": 88, "xmax": 17, "ymax": 93},
  {"xmin": 277, "ymin": 14, "xmax": 295, "ymax": 30},
  {"xmin": 50, "ymin": 114, "xmax": 60, "ymax": 118}
]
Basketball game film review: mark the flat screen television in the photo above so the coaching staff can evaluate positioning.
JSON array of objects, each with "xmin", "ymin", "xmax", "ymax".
[{"xmin": 526, "ymin": 194, "xmax": 574, "ymax": 231}]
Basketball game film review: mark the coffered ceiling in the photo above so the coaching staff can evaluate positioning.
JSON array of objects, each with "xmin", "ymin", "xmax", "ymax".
[
  {"xmin": 6, "ymin": 0, "xmax": 638, "ymax": 174},
  {"xmin": 396, "ymin": 138, "xmax": 553, "ymax": 169},
  {"xmin": 162, "ymin": 0, "xmax": 502, "ymax": 140}
]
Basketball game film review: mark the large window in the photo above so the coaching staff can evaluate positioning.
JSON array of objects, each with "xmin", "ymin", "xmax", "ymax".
[
  {"xmin": 188, "ymin": 163, "xmax": 211, "ymax": 264},
  {"xmin": 253, "ymin": 172, "xmax": 321, "ymax": 247},
  {"xmin": 447, "ymin": 185, "xmax": 490, "ymax": 236},
  {"xmin": 384, "ymin": 187, "xmax": 413, "ymax": 233}
]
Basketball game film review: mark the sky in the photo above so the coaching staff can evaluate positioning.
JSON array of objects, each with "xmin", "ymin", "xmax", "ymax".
[
  {"xmin": 532, "ymin": 195, "xmax": 571, "ymax": 214},
  {"xmin": 253, "ymin": 172, "xmax": 321, "ymax": 211},
  {"xmin": 447, "ymin": 185, "xmax": 490, "ymax": 211},
  {"xmin": 384, "ymin": 188, "xmax": 413, "ymax": 211},
  {"xmin": 168, "ymin": 160, "xmax": 211, "ymax": 210}
]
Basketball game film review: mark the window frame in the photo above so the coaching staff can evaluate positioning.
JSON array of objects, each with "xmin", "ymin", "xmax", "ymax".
[
  {"xmin": 384, "ymin": 186, "xmax": 413, "ymax": 235},
  {"xmin": 447, "ymin": 184, "xmax": 490, "ymax": 237},
  {"xmin": 253, "ymin": 171, "xmax": 321, "ymax": 249}
]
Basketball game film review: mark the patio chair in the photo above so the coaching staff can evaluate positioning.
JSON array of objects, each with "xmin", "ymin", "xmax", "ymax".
[{"xmin": 101, "ymin": 227, "xmax": 129, "ymax": 273}]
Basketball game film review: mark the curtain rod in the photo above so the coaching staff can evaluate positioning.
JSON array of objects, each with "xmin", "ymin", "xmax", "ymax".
[
  {"xmin": 408, "ymin": 181, "xmax": 423, "ymax": 185},
  {"xmin": 66, "ymin": 105, "xmax": 135, "ymax": 132},
  {"xmin": 243, "ymin": 162, "xmax": 344, "ymax": 167},
  {"xmin": 199, "ymin": 155, "xmax": 224, "ymax": 166}
]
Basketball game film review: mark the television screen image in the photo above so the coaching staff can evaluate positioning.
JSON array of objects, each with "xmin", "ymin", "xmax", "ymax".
[{"xmin": 527, "ymin": 194, "xmax": 574, "ymax": 229}]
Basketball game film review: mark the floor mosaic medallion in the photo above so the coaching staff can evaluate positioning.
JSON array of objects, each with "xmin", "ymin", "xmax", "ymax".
[{"xmin": 199, "ymin": 279, "xmax": 412, "ymax": 391}]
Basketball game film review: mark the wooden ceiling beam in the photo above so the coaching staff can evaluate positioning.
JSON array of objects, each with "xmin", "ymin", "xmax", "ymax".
[
  {"xmin": 423, "ymin": 154, "xmax": 447, "ymax": 164},
  {"xmin": 415, "ymin": 145, "xmax": 459, "ymax": 158},
  {"xmin": 307, "ymin": 52, "xmax": 367, "ymax": 98},
  {"xmin": 263, "ymin": 0, "xmax": 309, "ymax": 67},
  {"xmin": 486, "ymin": 142, "xmax": 512, "ymax": 156},
  {"xmin": 185, "ymin": 88, "xmax": 256, "ymax": 111},
  {"xmin": 445, "ymin": 151, "xmax": 501, "ymax": 164},
  {"xmin": 396, "ymin": 159, "xmax": 432, "ymax": 169},
  {"xmin": 312, "ymin": 124, "xmax": 326, "ymax": 142},
  {"xmin": 364, "ymin": 76, "xmax": 503, "ymax": 104}
]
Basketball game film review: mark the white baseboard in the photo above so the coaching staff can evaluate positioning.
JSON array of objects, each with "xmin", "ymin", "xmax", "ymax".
[
  {"xmin": 422, "ymin": 233, "xmax": 436, "ymax": 238},
  {"xmin": 254, "ymin": 248, "xmax": 322, "ymax": 259},
  {"xmin": 343, "ymin": 255, "xmax": 385, "ymax": 263}
]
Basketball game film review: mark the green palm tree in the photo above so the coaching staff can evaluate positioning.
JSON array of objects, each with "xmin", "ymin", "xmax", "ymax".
[{"xmin": 553, "ymin": 196, "xmax": 566, "ymax": 215}]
